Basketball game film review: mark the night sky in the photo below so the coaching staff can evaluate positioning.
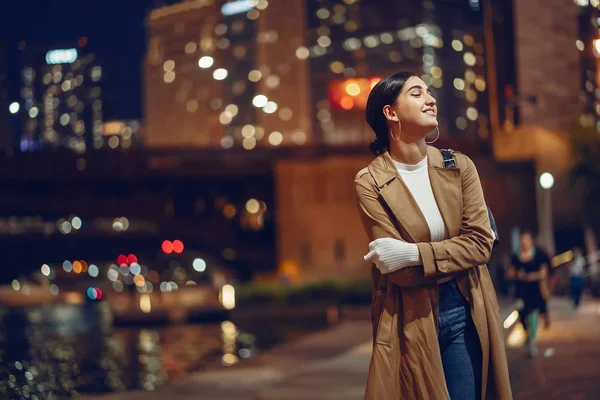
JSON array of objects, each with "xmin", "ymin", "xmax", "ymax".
[{"xmin": 1, "ymin": 0, "xmax": 161, "ymax": 120}]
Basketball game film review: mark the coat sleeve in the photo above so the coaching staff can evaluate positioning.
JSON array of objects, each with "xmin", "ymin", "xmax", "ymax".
[
  {"xmin": 354, "ymin": 174, "xmax": 443, "ymax": 287},
  {"xmin": 416, "ymin": 155, "xmax": 494, "ymax": 277}
]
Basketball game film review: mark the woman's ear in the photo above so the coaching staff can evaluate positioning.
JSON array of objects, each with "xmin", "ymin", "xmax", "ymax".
[{"xmin": 382, "ymin": 105, "xmax": 398, "ymax": 122}]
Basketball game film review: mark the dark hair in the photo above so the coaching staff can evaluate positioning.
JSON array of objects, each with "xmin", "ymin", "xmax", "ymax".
[{"xmin": 365, "ymin": 71, "xmax": 417, "ymax": 155}]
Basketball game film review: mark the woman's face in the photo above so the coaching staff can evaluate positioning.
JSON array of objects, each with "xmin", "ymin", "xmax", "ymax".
[{"xmin": 383, "ymin": 76, "xmax": 438, "ymax": 140}]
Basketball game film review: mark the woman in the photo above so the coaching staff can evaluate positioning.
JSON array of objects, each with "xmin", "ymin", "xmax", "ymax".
[
  {"xmin": 354, "ymin": 72, "xmax": 512, "ymax": 400},
  {"xmin": 508, "ymin": 231, "xmax": 549, "ymax": 357}
]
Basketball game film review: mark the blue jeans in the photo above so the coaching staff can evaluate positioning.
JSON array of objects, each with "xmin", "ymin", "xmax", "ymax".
[{"xmin": 438, "ymin": 280, "xmax": 482, "ymax": 400}]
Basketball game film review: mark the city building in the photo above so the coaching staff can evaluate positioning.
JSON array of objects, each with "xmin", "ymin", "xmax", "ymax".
[
  {"xmin": 0, "ymin": 43, "xmax": 11, "ymax": 154},
  {"xmin": 145, "ymin": 0, "xmax": 593, "ymax": 280},
  {"xmin": 492, "ymin": 0, "xmax": 586, "ymax": 255},
  {"xmin": 307, "ymin": 0, "xmax": 491, "ymax": 147},
  {"xmin": 102, "ymin": 119, "xmax": 143, "ymax": 150},
  {"xmin": 144, "ymin": 0, "xmax": 491, "ymax": 150},
  {"xmin": 18, "ymin": 38, "xmax": 106, "ymax": 153},
  {"xmin": 144, "ymin": 0, "xmax": 312, "ymax": 149}
]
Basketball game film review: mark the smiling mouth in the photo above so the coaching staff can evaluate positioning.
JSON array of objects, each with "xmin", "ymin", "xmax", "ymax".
[{"xmin": 423, "ymin": 110, "xmax": 436, "ymax": 116}]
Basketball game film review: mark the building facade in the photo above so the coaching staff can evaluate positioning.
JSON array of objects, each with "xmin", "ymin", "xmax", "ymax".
[
  {"xmin": 142, "ymin": 0, "xmax": 550, "ymax": 280},
  {"xmin": 144, "ymin": 0, "xmax": 493, "ymax": 151},
  {"xmin": 18, "ymin": 39, "xmax": 105, "ymax": 153},
  {"xmin": 0, "ymin": 43, "xmax": 11, "ymax": 154},
  {"xmin": 144, "ymin": 0, "xmax": 312, "ymax": 149}
]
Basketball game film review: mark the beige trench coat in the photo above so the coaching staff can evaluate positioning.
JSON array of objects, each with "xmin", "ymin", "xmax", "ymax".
[{"xmin": 354, "ymin": 146, "xmax": 512, "ymax": 400}]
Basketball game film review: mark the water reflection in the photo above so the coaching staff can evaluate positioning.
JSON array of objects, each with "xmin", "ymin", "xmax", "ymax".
[{"xmin": 0, "ymin": 305, "xmax": 328, "ymax": 397}]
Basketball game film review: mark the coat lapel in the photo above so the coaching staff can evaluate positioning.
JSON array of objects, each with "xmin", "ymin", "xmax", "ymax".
[
  {"xmin": 368, "ymin": 151, "xmax": 430, "ymax": 243},
  {"xmin": 367, "ymin": 147, "xmax": 462, "ymax": 243}
]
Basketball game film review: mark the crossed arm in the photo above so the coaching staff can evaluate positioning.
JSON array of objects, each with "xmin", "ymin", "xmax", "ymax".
[{"xmin": 354, "ymin": 157, "xmax": 494, "ymax": 287}]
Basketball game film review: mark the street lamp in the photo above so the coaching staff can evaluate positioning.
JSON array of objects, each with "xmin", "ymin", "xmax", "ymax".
[
  {"xmin": 538, "ymin": 172, "xmax": 555, "ymax": 256},
  {"xmin": 539, "ymin": 172, "xmax": 554, "ymax": 190}
]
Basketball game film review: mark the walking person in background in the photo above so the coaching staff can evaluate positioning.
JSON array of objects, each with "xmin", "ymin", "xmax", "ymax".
[
  {"xmin": 508, "ymin": 231, "xmax": 549, "ymax": 357},
  {"xmin": 355, "ymin": 71, "xmax": 512, "ymax": 400},
  {"xmin": 536, "ymin": 245, "xmax": 553, "ymax": 330},
  {"xmin": 569, "ymin": 248, "xmax": 586, "ymax": 309}
]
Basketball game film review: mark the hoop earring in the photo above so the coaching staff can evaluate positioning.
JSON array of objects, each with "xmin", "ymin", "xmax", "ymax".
[
  {"xmin": 426, "ymin": 127, "xmax": 440, "ymax": 144},
  {"xmin": 390, "ymin": 121, "xmax": 401, "ymax": 141}
]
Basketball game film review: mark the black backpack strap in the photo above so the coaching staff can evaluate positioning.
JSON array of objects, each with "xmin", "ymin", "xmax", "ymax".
[
  {"xmin": 439, "ymin": 148, "xmax": 499, "ymax": 249},
  {"xmin": 440, "ymin": 148, "xmax": 456, "ymax": 169}
]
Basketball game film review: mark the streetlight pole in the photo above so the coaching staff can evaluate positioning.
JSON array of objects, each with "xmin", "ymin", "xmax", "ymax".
[{"xmin": 537, "ymin": 172, "xmax": 556, "ymax": 256}]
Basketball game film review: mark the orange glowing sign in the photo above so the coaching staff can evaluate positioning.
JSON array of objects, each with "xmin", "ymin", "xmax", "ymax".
[{"xmin": 328, "ymin": 77, "xmax": 381, "ymax": 110}]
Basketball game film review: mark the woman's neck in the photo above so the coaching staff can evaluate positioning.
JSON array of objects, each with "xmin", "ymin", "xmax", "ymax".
[{"xmin": 388, "ymin": 138, "xmax": 428, "ymax": 165}]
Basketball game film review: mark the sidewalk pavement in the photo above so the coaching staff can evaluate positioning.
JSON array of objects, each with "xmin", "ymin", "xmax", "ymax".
[
  {"xmin": 87, "ymin": 296, "xmax": 597, "ymax": 400},
  {"xmin": 505, "ymin": 297, "xmax": 600, "ymax": 400}
]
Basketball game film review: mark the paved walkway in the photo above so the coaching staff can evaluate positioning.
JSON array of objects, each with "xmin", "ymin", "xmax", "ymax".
[
  {"xmin": 80, "ymin": 297, "xmax": 600, "ymax": 400},
  {"xmin": 505, "ymin": 297, "xmax": 600, "ymax": 400}
]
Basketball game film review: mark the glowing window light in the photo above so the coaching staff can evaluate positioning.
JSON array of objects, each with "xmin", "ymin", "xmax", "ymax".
[
  {"xmin": 269, "ymin": 131, "xmax": 283, "ymax": 146},
  {"xmin": 220, "ymin": 284, "xmax": 236, "ymax": 310},
  {"xmin": 45, "ymin": 48, "xmax": 78, "ymax": 65},
  {"xmin": 594, "ymin": 39, "xmax": 600, "ymax": 55},
  {"xmin": 9, "ymin": 102, "xmax": 19, "ymax": 114},
  {"xmin": 295, "ymin": 47, "xmax": 310, "ymax": 60},
  {"xmin": 345, "ymin": 82, "xmax": 361, "ymax": 96},
  {"xmin": 262, "ymin": 101, "xmax": 278, "ymax": 114},
  {"xmin": 245, "ymin": 199, "xmax": 260, "ymax": 213},
  {"xmin": 221, "ymin": 136, "xmax": 234, "ymax": 149},
  {"xmin": 242, "ymin": 137, "xmax": 256, "ymax": 150},
  {"xmin": 252, "ymin": 95, "xmax": 268, "ymax": 108},
  {"xmin": 198, "ymin": 56, "xmax": 214, "ymax": 69},
  {"xmin": 221, "ymin": 0, "xmax": 257, "ymax": 16},
  {"xmin": 213, "ymin": 68, "xmax": 228, "ymax": 80},
  {"xmin": 463, "ymin": 52, "xmax": 476, "ymax": 66},
  {"xmin": 248, "ymin": 69, "xmax": 262, "ymax": 82}
]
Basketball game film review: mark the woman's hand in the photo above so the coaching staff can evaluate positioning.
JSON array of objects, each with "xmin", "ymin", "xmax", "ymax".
[{"xmin": 364, "ymin": 237, "xmax": 421, "ymax": 274}]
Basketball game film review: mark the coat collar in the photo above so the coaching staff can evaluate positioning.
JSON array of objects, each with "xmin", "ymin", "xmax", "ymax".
[
  {"xmin": 367, "ymin": 146, "xmax": 445, "ymax": 188},
  {"xmin": 367, "ymin": 146, "xmax": 462, "ymax": 242}
]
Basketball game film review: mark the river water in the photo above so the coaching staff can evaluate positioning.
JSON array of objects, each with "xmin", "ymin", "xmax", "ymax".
[{"xmin": 0, "ymin": 304, "xmax": 330, "ymax": 399}]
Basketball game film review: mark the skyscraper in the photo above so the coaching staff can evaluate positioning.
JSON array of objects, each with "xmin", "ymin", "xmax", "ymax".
[
  {"xmin": 144, "ymin": 0, "xmax": 492, "ymax": 150},
  {"xmin": 144, "ymin": 0, "xmax": 311, "ymax": 149},
  {"xmin": 0, "ymin": 43, "xmax": 11, "ymax": 153},
  {"xmin": 18, "ymin": 38, "xmax": 105, "ymax": 153}
]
